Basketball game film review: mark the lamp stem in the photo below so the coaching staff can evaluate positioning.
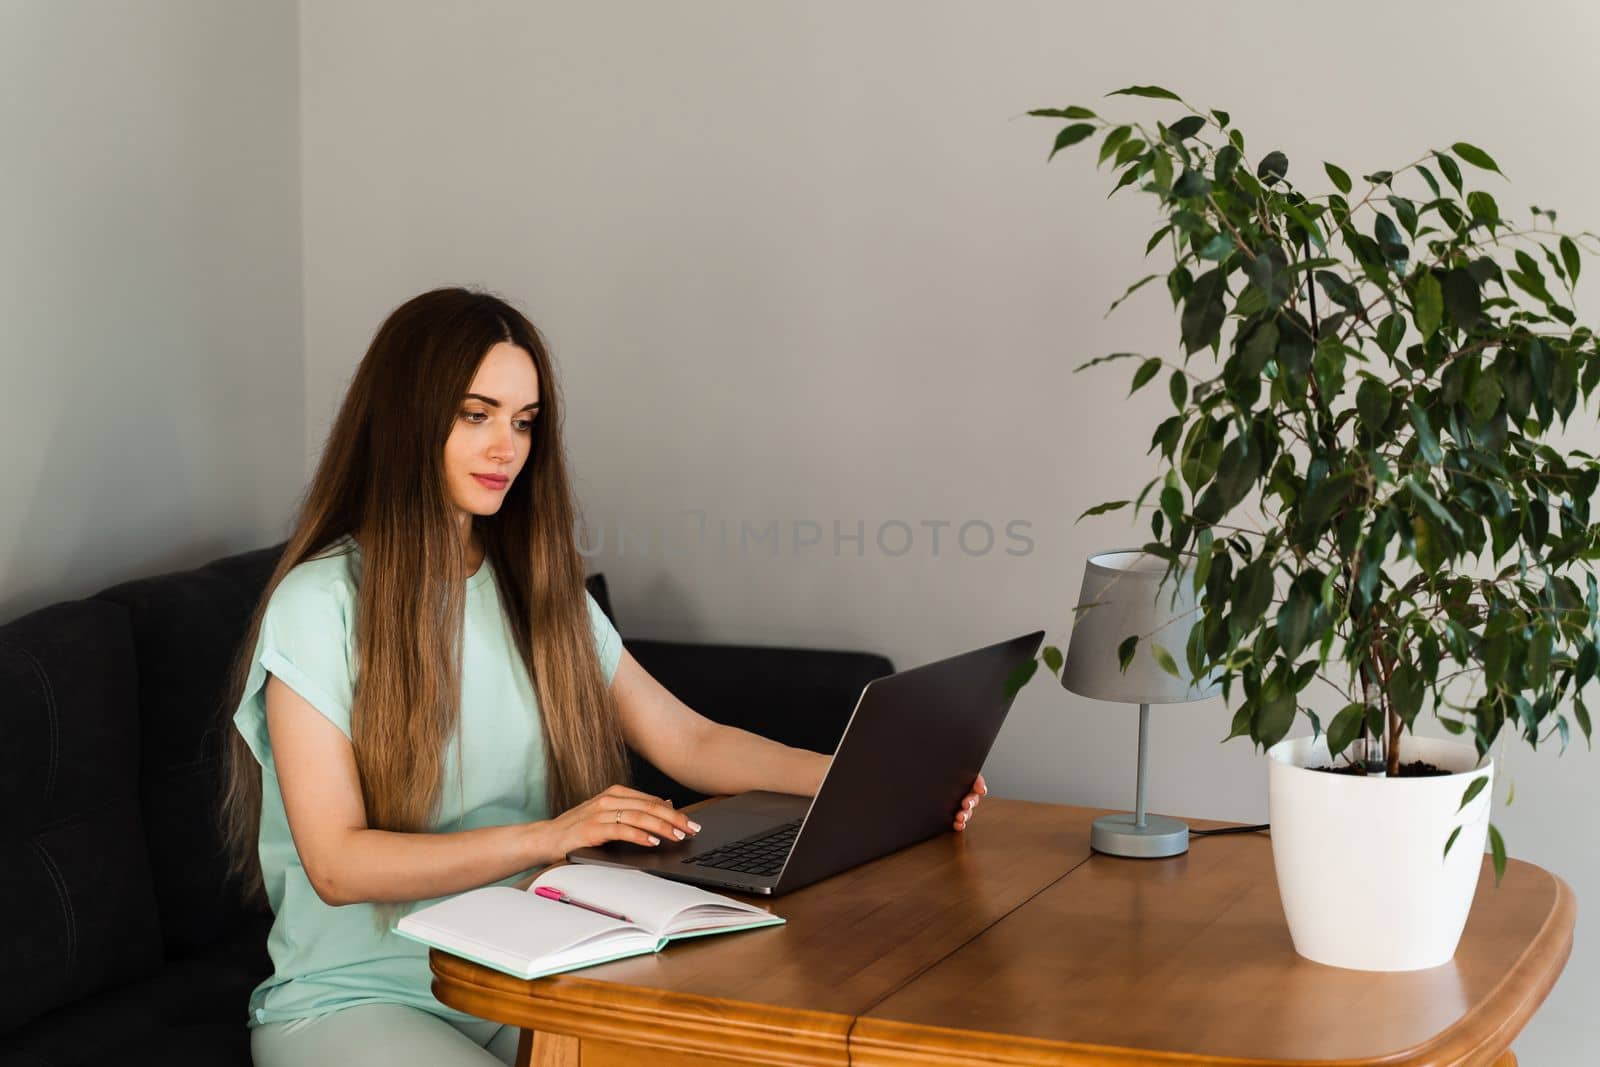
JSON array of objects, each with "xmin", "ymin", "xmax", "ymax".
[{"xmin": 1134, "ymin": 701, "xmax": 1151, "ymax": 830}]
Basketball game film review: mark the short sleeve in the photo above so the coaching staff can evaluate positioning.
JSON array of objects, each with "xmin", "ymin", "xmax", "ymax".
[
  {"xmin": 232, "ymin": 558, "xmax": 359, "ymax": 771},
  {"xmin": 586, "ymin": 591, "xmax": 623, "ymax": 685}
]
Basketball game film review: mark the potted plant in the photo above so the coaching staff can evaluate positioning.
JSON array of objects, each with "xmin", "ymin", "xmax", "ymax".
[{"xmin": 1026, "ymin": 85, "xmax": 1600, "ymax": 970}]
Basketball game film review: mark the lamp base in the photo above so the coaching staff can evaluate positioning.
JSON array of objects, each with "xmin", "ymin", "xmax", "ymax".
[{"xmin": 1090, "ymin": 812, "xmax": 1189, "ymax": 858}]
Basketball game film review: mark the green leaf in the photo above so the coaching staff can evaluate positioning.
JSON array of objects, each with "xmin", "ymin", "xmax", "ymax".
[
  {"xmin": 1180, "ymin": 269, "xmax": 1228, "ymax": 354},
  {"xmin": 1413, "ymin": 270, "xmax": 1444, "ymax": 340},
  {"xmin": 1098, "ymin": 125, "xmax": 1133, "ymax": 164},
  {"xmin": 1577, "ymin": 641, "xmax": 1599, "ymax": 690},
  {"xmin": 1169, "ymin": 370, "xmax": 1188, "ymax": 410},
  {"xmin": 1078, "ymin": 499, "xmax": 1130, "ymax": 520},
  {"xmin": 1389, "ymin": 195, "xmax": 1419, "ymax": 235},
  {"xmin": 1233, "ymin": 558, "xmax": 1274, "ymax": 630},
  {"xmin": 1388, "ymin": 662, "xmax": 1425, "ymax": 729},
  {"xmin": 1214, "ymin": 144, "xmax": 1240, "ymax": 184},
  {"xmin": 1282, "ymin": 200, "xmax": 1326, "ymax": 251},
  {"xmin": 1115, "ymin": 137, "xmax": 1147, "ymax": 167},
  {"xmin": 1173, "ymin": 169, "xmax": 1212, "ymax": 198},
  {"xmin": 1561, "ymin": 236, "xmax": 1581, "ymax": 285},
  {"xmin": 1452, "ymin": 141, "xmax": 1505, "ymax": 177},
  {"xmin": 1029, "ymin": 106, "xmax": 1097, "ymax": 119},
  {"xmin": 1074, "ymin": 351, "xmax": 1143, "ymax": 372},
  {"xmin": 1377, "ymin": 313, "xmax": 1406, "ymax": 356},
  {"xmin": 1225, "ymin": 703, "xmax": 1253, "ymax": 742},
  {"xmin": 1443, "ymin": 268, "xmax": 1484, "ymax": 331},
  {"xmin": 1169, "ymin": 115, "xmax": 1206, "ymax": 139},
  {"xmin": 1151, "ymin": 643, "xmax": 1181, "ymax": 679},
  {"xmin": 1434, "ymin": 151, "xmax": 1464, "ymax": 193},
  {"xmin": 1107, "ymin": 273, "xmax": 1162, "ymax": 316},
  {"xmin": 1357, "ymin": 377, "xmax": 1393, "ymax": 430},
  {"xmin": 1467, "ymin": 190, "xmax": 1499, "ymax": 224},
  {"xmin": 1466, "ymin": 368, "xmax": 1501, "ymax": 424},
  {"xmin": 1507, "ymin": 268, "xmax": 1554, "ymax": 305},
  {"xmin": 1246, "ymin": 251, "xmax": 1290, "ymax": 308},
  {"xmin": 1327, "ymin": 703, "xmax": 1365, "ymax": 760},
  {"xmin": 1417, "ymin": 164, "xmax": 1441, "ymax": 198},
  {"xmin": 1488, "ymin": 824, "xmax": 1507, "ymax": 886},
  {"xmin": 1108, "ymin": 84, "xmax": 1184, "ymax": 101},
  {"xmin": 1213, "ymin": 435, "xmax": 1262, "ymax": 511},
  {"xmin": 1277, "ymin": 584, "xmax": 1317, "ymax": 659},
  {"xmin": 1315, "ymin": 270, "xmax": 1364, "ymax": 313},
  {"xmin": 1117, "ymin": 634, "xmax": 1139, "ymax": 672},
  {"xmin": 1049, "ymin": 123, "xmax": 1097, "ymax": 160},
  {"xmin": 1042, "ymin": 645, "xmax": 1065, "ymax": 675},
  {"xmin": 1324, "ymin": 162, "xmax": 1352, "ymax": 195},
  {"xmin": 1443, "ymin": 826, "xmax": 1463, "ymax": 859},
  {"xmin": 1257, "ymin": 150, "xmax": 1289, "ymax": 185},
  {"xmin": 1131, "ymin": 357, "xmax": 1163, "ymax": 395},
  {"xmin": 1152, "ymin": 149, "xmax": 1173, "ymax": 193},
  {"xmin": 1374, "ymin": 212, "xmax": 1408, "ymax": 262},
  {"xmin": 1004, "ymin": 658, "xmax": 1039, "ymax": 698},
  {"xmin": 1409, "ymin": 404, "xmax": 1444, "ymax": 464},
  {"xmin": 1302, "ymin": 473, "xmax": 1354, "ymax": 528},
  {"xmin": 1255, "ymin": 675, "xmax": 1298, "ymax": 748},
  {"xmin": 1406, "ymin": 475, "xmax": 1462, "ymax": 534},
  {"xmin": 1197, "ymin": 233, "xmax": 1233, "ymax": 261},
  {"xmin": 1457, "ymin": 775, "xmax": 1489, "ymax": 812}
]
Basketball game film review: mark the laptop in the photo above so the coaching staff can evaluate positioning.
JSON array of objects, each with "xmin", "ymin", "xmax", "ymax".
[{"xmin": 567, "ymin": 629, "xmax": 1045, "ymax": 896}]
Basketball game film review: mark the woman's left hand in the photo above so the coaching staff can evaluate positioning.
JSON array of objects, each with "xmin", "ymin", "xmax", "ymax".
[{"xmin": 952, "ymin": 773, "xmax": 986, "ymax": 832}]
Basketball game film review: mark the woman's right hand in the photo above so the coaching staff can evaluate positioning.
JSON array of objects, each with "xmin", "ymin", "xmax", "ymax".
[{"xmin": 534, "ymin": 784, "xmax": 701, "ymax": 863}]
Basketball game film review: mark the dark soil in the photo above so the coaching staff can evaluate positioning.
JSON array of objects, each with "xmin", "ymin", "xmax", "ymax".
[{"xmin": 1309, "ymin": 761, "xmax": 1451, "ymax": 778}]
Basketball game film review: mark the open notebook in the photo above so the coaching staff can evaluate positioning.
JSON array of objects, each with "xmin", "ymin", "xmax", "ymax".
[{"xmin": 394, "ymin": 864, "xmax": 785, "ymax": 980}]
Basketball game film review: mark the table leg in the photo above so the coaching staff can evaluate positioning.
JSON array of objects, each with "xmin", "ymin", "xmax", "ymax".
[{"xmin": 517, "ymin": 1028, "xmax": 578, "ymax": 1067}]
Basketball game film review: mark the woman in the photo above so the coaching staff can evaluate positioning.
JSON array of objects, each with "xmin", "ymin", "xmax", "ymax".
[{"xmin": 220, "ymin": 287, "xmax": 985, "ymax": 1066}]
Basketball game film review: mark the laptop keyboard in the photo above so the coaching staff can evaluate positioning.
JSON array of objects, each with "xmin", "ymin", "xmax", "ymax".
[{"xmin": 683, "ymin": 819, "xmax": 801, "ymax": 877}]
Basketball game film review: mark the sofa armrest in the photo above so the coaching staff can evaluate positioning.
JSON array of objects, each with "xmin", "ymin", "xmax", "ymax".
[{"xmin": 622, "ymin": 639, "xmax": 894, "ymax": 806}]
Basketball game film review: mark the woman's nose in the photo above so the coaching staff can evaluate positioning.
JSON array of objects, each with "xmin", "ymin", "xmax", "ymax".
[{"xmin": 487, "ymin": 428, "xmax": 516, "ymax": 462}]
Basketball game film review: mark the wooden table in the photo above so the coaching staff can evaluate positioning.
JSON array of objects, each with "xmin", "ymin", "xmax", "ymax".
[{"xmin": 428, "ymin": 800, "xmax": 1574, "ymax": 1066}]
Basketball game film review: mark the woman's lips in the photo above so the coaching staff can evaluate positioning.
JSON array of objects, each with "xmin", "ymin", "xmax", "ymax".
[{"xmin": 472, "ymin": 474, "xmax": 509, "ymax": 491}]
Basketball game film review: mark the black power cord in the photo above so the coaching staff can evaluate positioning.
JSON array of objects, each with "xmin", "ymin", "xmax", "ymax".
[{"xmin": 1191, "ymin": 824, "xmax": 1270, "ymax": 837}]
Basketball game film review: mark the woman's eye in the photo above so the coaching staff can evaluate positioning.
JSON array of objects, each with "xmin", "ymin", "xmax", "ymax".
[
  {"xmin": 513, "ymin": 418, "xmax": 535, "ymax": 432},
  {"xmin": 462, "ymin": 411, "xmax": 487, "ymax": 424}
]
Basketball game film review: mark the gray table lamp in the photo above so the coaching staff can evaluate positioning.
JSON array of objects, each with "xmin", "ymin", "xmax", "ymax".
[{"xmin": 1061, "ymin": 549, "xmax": 1219, "ymax": 858}]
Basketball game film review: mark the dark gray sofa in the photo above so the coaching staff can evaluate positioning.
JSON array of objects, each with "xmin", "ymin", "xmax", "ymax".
[{"xmin": 0, "ymin": 545, "xmax": 891, "ymax": 1066}]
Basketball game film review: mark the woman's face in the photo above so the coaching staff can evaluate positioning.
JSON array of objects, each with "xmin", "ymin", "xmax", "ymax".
[{"xmin": 444, "ymin": 341, "xmax": 541, "ymax": 522}]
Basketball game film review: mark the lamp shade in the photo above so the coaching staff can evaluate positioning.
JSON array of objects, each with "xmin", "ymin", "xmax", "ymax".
[{"xmin": 1060, "ymin": 549, "xmax": 1220, "ymax": 704}]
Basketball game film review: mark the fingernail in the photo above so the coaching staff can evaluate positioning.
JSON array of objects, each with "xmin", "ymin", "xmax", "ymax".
[
  {"xmin": 673, "ymin": 829, "xmax": 685, "ymax": 840},
  {"xmin": 688, "ymin": 820, "xmax": 702, "ymax": 833},
  {"xmin": 648, "ymin": 835, "xmax": 660, "ymax": 845}
]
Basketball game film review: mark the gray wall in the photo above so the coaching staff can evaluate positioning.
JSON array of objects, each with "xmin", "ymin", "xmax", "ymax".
[
  {"xmin": 299, "ymin": 4, "xmax": 1600, "ymax": 1059},
  {"xmin": 0, "ymin": 0, "xmax": 304, "ymax": 620}
]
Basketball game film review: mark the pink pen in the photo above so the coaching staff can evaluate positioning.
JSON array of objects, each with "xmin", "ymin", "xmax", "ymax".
[{"xmin": 534, "ymin": 886, "xmax": 631, "ymax": 923}]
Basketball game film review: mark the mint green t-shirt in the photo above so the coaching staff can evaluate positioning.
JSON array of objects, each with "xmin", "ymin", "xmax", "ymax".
[{"xmin": 230, "ymin": 538, "xmax": 623, "ymax": 1027}]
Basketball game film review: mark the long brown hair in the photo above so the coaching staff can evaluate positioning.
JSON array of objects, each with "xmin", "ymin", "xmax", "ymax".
[{"xmin": 219, "ymin": 287, "xmax": 626, "ymax": 907}]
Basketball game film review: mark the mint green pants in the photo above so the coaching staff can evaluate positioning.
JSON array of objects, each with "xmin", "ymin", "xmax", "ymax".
[{"xmin": 251, "ymin": 1004, "xmax": 521, "ymax": 1066}]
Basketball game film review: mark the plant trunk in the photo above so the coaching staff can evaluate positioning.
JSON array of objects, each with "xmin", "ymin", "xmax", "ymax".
[
  {"xmin": 1363, "ymin": 648, "xmax": 1403, "ymax": 777},
  {"xmin": 1387, "ymin": 708, "xmax": 1402, "ymax": 777}
]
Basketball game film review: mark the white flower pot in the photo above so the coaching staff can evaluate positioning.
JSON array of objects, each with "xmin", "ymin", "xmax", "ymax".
[{"xmin": 1266, "ymin": 734, "xmax": 1493, "ymax": 971}]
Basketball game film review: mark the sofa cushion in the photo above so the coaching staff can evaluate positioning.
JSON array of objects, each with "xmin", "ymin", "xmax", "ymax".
[
  {"xmin": 0, "ymin": 913, "xmax": 270, "ymax": 1067},
  {"xmin": 625, "ymin": 639, "xmax": 894, "ymax": 805},
  {"xmin": 0, "ymin": 600, "xmax": 163, "ymax": 1034},
  {"xmin": 91, "ymin": 547, "xmax": 284, "ymax": 960}
]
